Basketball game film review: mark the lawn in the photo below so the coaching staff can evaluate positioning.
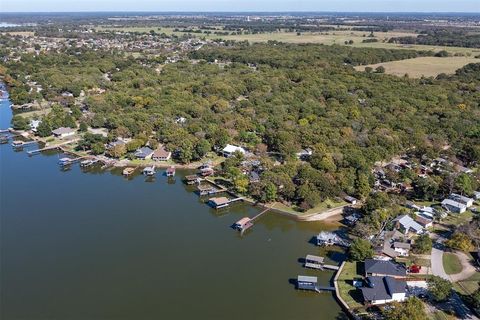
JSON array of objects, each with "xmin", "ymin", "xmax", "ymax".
[
  {"xmin": 271, "ymin": 198, "xmax": 347, "ymax": 216},
  {"xmin": 442, "ymin": 253, "xmax": 463, "ymax": 275},
  {"xmin": 336, "ymin": 261, "xmax": 365, "ymax": 311},
  {"xmin": 354, "ymin": 56, "xmax": 480, "ymax": 78},
  {"xmin": 454, "ymin": 272, "xmax": 480, "ymax": 295},
  {"xmin": 442, "ymin": 211, "xmax": 474, "ymax": 227}
]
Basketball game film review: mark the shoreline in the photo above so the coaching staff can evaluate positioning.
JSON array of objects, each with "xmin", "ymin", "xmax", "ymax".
[{"xmin": 8, "ymin": 127, "xmax": 354, "ymax": 223}]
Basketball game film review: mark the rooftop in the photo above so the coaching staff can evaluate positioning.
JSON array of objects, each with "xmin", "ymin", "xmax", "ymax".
[
  {"xmin": 361, "ymin": 276, "xmax": 406, "ymax": 301},
  {"xmin": 364, "ymin": 259, "xmax": 407, "ymax": 277}
]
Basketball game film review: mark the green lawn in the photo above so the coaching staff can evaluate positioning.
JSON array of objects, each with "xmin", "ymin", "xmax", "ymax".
[
  {"xmin": 442, "ymin": 211, "xmax": 474, "ymax": 227},
  {"xmin": 272, "ymin": 199, "xmax": 347, "ymax": 216},
  {"xmin": 442, "ymin": 253, "xmax": 463, "ymax": 275},
  {"xmin": 336, "ymin": 261, "xmax": 365, "ymax": 311},
  {"xmin": 454, "ymin": 272, "xmax": 480, "ymax": 295}
]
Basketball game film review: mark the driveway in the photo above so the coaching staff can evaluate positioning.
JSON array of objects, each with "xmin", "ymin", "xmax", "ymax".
[
  {"xmin": 430, "ymin": 238, "xmax": 479, "ymax": 320},
  {"xmin": 431, "ymin": 241, "xmax": 449, "ymax": 280},
  {"xmin": 451, "ymin": 250, "xmax": 478, "ymax": 282}
]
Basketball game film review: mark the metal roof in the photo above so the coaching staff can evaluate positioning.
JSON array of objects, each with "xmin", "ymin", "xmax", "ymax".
[
  {"xmin": 297, "ymin": 275, "xmax": 317, "ymax": 283},
  {"xmin": 305, "ymin": 255, "xmax": 325, "ymax": 264}
]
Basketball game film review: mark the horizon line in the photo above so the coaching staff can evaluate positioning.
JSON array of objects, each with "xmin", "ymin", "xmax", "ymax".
[{"xmin": 1, "ymin": 10, "xmax": 480, "ymax": 14}]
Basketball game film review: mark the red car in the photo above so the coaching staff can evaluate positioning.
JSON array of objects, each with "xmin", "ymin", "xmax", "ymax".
[{"xmin": 409, "ymin": 265, "xmax": 421, "ymax": 273}]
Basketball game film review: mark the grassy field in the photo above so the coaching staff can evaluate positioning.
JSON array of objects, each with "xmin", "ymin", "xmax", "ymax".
[
  {"xmin": 454, "ymin": 272, "xmax": 480, "ymax": 295},
  {"xmin": 216, "ymin": 30, "xmax": 478, "ymax": 56},
  {"xmin": 93, "ymin": 26, "xmax": 479, "ymax": 57},
  {"xmin": 443, "ymin": 253, "xmax": 463, "ymax": 275},
  {"xmin": 271, "ymin": 198, "xmax": 347, "ymax": 216},
  {"xmin": 336, "ymin": 261, "xmax": 365, "ymax": 311},
  {"xmin": 442, "ymin": 211, "xmax": 474, "ymax": 227},
  {"xmin": 354, "ymin": 56, "xmax": 480, "ymax": 78}
]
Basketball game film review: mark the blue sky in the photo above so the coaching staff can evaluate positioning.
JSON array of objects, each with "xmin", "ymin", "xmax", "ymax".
[{"xmin": 2, "ymin": 0, "xmax": 479, "ymax": 12}]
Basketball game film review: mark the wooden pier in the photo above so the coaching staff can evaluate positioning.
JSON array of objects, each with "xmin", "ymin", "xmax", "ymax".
[{"xmin": 28, "ymin": 145, "xmax": 60, "ymax": 155}]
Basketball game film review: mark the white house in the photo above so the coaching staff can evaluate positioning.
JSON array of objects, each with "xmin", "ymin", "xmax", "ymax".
[
  {"xmin": 394, "ymin": 215, "xmax": 424, "ymax": 235},
  {"xmin": 448, "ymin": 193, "xmax": 474, "ymax": 208},
  {"xmin": 29, "ymin": 120, "xmax": 41, "ymax": 132},
  {"xmin": 361, "ymin": 276, "xmax": 407, "ymax": 305},
  {"xmin": 52, "ymin": 127, "xmax": 75, "ymax": 138},
  {"xmin": 222, "ymin": 144, "xmax": 246, "ymax": 158},
  {"xmin": 442, "ymin": 199, "xmax": 467, "ymax": 213},
  {"xmin": 474, "ymin": 191, "xmax": 480, "ymax": 200}
]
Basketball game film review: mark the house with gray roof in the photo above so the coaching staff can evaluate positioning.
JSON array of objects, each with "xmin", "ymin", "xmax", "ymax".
[
  {"xmin": 134, "ymin": 147, "xmax": 154, "ymax": 160},
  {"xmin": 393, "ymin": 214, "xmax": 424, "ymax": 235},
  {"xmin": 52, "ymin": 127, "xmax": 75, "ymax": 138},
  {"xmin": 361, "ymin": 276, "xmax": 407, "ymax": 305},
  {"xmin": 442, "ymin": 198, "xmax": 467, "ymax": 213},
  {"xmin": 364, "ymin": 259, "xmax": 407, "ymax": 278}
]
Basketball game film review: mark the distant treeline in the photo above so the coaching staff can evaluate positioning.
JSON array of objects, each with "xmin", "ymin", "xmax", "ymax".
[
  {"xmin": 190, "ymin": 42, "xmax": 431, "ymax": 67},
  {"xmin": 389, "ymin": 30, "xmax": 480, "ymax": 48}
]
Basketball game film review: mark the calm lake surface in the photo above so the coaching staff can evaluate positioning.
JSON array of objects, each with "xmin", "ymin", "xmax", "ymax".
[{"xmin": 0, "ymin": 92, "xmax": 346, "ymax": 320}]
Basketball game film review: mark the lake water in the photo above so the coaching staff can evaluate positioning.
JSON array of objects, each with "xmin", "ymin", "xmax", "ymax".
[{"xmin": 0, "ymin": 90, "xmax": 346, "ymax": 320}]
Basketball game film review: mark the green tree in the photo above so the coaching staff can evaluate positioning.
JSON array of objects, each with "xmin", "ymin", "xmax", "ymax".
[
  {"xmin": 349, "ymin": 238, "xmax": 374, "ymax": 261},
  {"xmin": 413, "ymin": 176, "xmax": 438, "ymax": 200},
  {"xmin": 375, "ymin": 66, "xmax": 386, "ymax": 73},
  {"xmin": 63, "ymin": 115, "xmax": 77, "ymax": 128},
  {"xmin": 234, "ymin": 176, "xmax": 249, "ymax": 194},
  {"xmin": 412, "ymin": 234, "xmax": 432, "ymax": 254},
  {"xmin": 36, "ymin": 120, "xmax": 52, "ymax": 137},
  {"xmin": 455, "ymin": 173, "xmax": 475, "ymax": 196},
  {"xmin": 428, "ymin": 276, "xmax": 452, "ymax": 301},
  {"xmin": 91, "ymin": 142, "xmax": 105, "ymax": 155},
  {"xmin": 107, "ymin": 144, "xmax": 127, "ymax": 158},
  {"xmin": 264, "ymin": 182, "xmax": 277, "ymax": 202},
  {"xmin": 11, "ymin": 115, "xmax": 29, "ymax": 130},
  {"xmin": 445, "ymin": 233, "xmax": 475, "ymax": 252},
  {"xmin": 383, "ymin": 297, "xmax": 427, "ymax": 320},
  {"xmin": 79, "ymin": 121, "xmax": 88, "ymax": 132}
]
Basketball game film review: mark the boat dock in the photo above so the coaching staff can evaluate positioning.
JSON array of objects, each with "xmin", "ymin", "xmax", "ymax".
[
  {"xmin": 198, "ymin": 184, "xmax": 227, "ymax": 196},
  {"xmin": 143, "ymin": 166, "xmax": 156, "ymax": 176},
  {"xmin": 296, "ymin": 275, "xmax": 335, "ymax": 293},
  {"xmin": 185, "ymin": 175, "xmax": 203, "ymax": 185},
  {"xmin": 12, "ymin": 140, "xmax": 36, "ymax": 148},
  {"xmin": 233, "ymin": 206, "xmax": 271, "ymax": 234},
  {"xmin": 303, "ymin": 254, "xmax": 340, "ymax": 271},
  {"xmin": 208, "ymin": 196, "xmax": 243, "ymax": 209},
  {"xmin": 166, "ymin": 166, "xmax": 175, "ymax": 177},
  {"xmin": 80, "ymin": 159, "xmax": 100, "ymax": 167},
  {"xmin": 123, "ymin": 167, "xmax": 136, "ymax": 176}
]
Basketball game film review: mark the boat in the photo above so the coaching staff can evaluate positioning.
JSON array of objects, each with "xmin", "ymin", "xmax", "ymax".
[
  {"xmin": 58, "ymin": 157, "xmax": 73, "ymax": 166},
  {"xmin": 143, "ymin": 166, "xmax": 156, "ymax": 176},
  {"xmin": 166, "ymin": 166, "xmax": 175, "ymax": 177},
  {"xmin": 0, "ymin": 135, "xmax": 8, "ymax": 144},
  {"xmin": 123, "ymin": 167, "xmax": 135, "ymax": 176}
]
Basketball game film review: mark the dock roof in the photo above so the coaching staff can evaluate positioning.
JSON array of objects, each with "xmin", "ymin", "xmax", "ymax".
[
  {"xmin": 209, "ymin": 197, "xmax": 229, "ymax": 206},
  {"xmin": 235, "ymin": 217, "xmax": 251, "ymax": 226},
  {"xmin": 305, "ymin": 255, "xmax": 325, "ymax": 264},
  {"xmin": 297, "ymin": 275, "xmax": 317, "ymax": 283}
]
